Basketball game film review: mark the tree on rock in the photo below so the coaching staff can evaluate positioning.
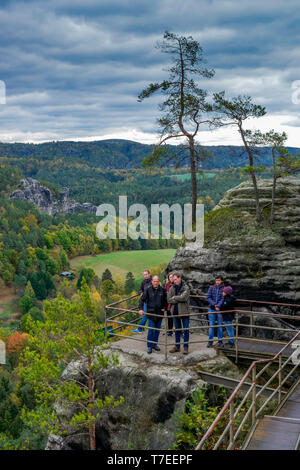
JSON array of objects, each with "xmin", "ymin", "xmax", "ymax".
[
  {"xmin": 138, "ymin": 31, "xmax": 214, "ymax": 226},
  {"xmin": 257, "ymin": 130, "xmax": 300, "ymax": 224},
  {"xmin": 213, "ymin": 92, "xmax": 266, "ymax": 222},
  {"xmin": 19, "ymin": 279, "xmax": 124, "ymax": 450}
]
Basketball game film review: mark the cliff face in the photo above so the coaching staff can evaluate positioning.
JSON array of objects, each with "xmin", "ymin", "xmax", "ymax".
[
  {"xmin": 168, "ymin": 177, "xmax": 300, "ymax": 303},
  {"xmin": 9, "ymin": 177, "xmax": 97, "ymax": 215}
]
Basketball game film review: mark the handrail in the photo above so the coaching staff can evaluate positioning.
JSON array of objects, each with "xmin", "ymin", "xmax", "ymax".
[
  {"xmin": 107, "ymin": 292, "xmax": 300, "ymax": 309},
  {"xmin": 190, "ymin": 294, "xmax": 300, "ymax": 309},
  {"xmin": 195, "ymin": 329, "xmax": 300, "ymax": 450},
  {"xmin": 105, "ymin": 292, "xmax": 300, "ymax": 363}
]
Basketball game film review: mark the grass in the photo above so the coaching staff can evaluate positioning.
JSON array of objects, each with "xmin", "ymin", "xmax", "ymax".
[{"xmin": 69, "ymin": 248, "xmax": 176, "ymax": 282}]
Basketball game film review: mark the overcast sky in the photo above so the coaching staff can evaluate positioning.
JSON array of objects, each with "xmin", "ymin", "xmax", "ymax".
[{"xmin": 0, "ymin": 0, "xmax": 300, "ymax": 146}]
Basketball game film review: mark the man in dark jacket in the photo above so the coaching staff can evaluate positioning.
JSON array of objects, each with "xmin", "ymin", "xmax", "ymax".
[
  {"xmin": 132, "ymin": 270, "xmax": 152, "ymax": 333},
  {"xmin": 167, "ymin": 272, "xmax": 190, "ymax": 354},
  {"xmin": 220, "ymin": 286, "xmax": 235, "ymax": 346},
  {"xmin": 164, "ymin": 272, "xmax": 174, "ymax": 336},
  {"xmin": 138, "ymin": 275, "xmax": 167, "ymax": 354},
  {"xmin": 206, "ymin": 276, "xmax": 225, "ymax": 347}
]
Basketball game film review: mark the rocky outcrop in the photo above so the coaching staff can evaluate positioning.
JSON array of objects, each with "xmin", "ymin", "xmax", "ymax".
[
  {"xmin": 168, "ymin": 177, "xmax": 300, "ymax": 304},
  {"xmin": 9, "ymin": 177, "xmax": 97, "ymax": 215},
  {"xmin": 46, "ymin": 350, "xmax": 207, "ymax": 450}
]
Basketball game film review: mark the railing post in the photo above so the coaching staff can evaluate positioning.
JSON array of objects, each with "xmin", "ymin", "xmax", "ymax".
[
  {"xmin": 252, "ymin": 365, "xmax": 256, "ymax": 425},
  {"xmin": 164, "ymin": 312, "xmax": 168, "ymax": 361},
  {"xmin": 235, "ymin": 312, "xmax": 239, "ymax": 364},
  {"xmin": 229, "ymin": 400, "xmax": 234, "ymax": 449},
  {"xmin": 250, "ymin": 301, "xmax": 253, "ymax": 338},
  {"xmin": 278, "ymin": 355, "xmax": 282, "ymax": 404},
  {"xmin": 105, "ymin": 306, "xmax": 107, "ymax": 337}
]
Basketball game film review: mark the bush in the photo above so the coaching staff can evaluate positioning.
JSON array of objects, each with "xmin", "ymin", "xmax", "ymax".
[
  {"xmin": 171, "ymin": 386, "xmax": 229, "ymax": 450},
  {"xmin": 18, "ymin": 295, "xmax": 35, "ymax": 314}
]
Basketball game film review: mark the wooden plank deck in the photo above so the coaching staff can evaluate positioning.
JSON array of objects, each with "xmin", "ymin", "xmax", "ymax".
[
  {"xmin": 277, "ymin": 382, "xmax": 300, "ymax": 420},
  {"xmin": 246, "ymin": 381, "xmax": 300, "ymax": 450},
  {"xmin": 246, "ymin": 416, "xmax": 300, "ymax": 450}
]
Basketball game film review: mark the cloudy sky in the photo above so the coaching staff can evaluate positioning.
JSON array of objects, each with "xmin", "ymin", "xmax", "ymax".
[{"xmin": 0, "ymin": 0, "xmax": 300, "ymax": 146}]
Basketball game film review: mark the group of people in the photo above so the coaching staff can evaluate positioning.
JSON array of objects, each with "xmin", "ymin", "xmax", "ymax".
[{"xmin": 132, "ymin": 270, "xmax": 236, "ymax": 355}]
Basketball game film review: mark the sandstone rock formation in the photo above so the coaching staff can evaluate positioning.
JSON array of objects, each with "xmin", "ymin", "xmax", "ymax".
[
  {"xmin": 46, "ymin": 350, "xmax": 207, "ymax": 450},
  {"xmin": 168, "ymin": 177, "xmax": 300, "ymax": 304},
  {"xmin": 9, "ymin": 177, "xmax": 97, "ymax": 215}
]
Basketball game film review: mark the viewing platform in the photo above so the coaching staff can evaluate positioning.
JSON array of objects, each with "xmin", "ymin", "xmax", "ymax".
[{"xmin": 106, "ymin": 293, "xmax": 300, "ymax": 450}]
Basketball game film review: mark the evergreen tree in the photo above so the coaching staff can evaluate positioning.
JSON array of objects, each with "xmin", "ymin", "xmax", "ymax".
[
  {"xmin": 24, "ymin": 281, "xmax": 35, "ymax": 298},
  {"xmin": 138, "ymin": 31, "xmax": 214, "ymax": 225},
  {"xmin": 213, "ymin": 92, "xmax": 266, "ymax": 222},
  {"xmin": 101, "ymin": 268, "xmax": 113, "ymax": 283},
  {"xmin": 77, "ymin": 267, "xmax": 95, "ymax": 289},
  {"xmin": 19, "ymin": 279, "xmax": 124, "ymax": 450},
  {"xmin": 125, "ymin": 272, "xmax": 135, "ymax": 294}
]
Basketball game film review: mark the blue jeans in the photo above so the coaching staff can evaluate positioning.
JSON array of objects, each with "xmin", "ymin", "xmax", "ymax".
[
  {"xmin": 138, "ymin": 303, "xmax": 147, "ymax": 332},
  {"xmin": 208, "ymin": 308, "xmax": 223, "ymax": 341},
  {"xmin": 147, "ymin": 316, "xmax": 162, "ymax": 349},
  {"xmin": 224, "ymin": 320, "xmax": 235, "ymax": 343},
  {"xmin": 173, "ymin": 315, "xmax": 189, "ymax": 349}
]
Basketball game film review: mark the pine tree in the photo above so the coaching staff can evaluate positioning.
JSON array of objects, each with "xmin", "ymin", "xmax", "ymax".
[
  {"xmin": 24, "ymin": 281, "xmax": 35, "ymax": 298},
  {"xmin": 101, "ymin": 268, "xmax": 113, "ymax": 283},
  {"xmin": 125, "ymin": 272, "xmax": 135, "ymax": 294},
  {"xmin": 19, "ymin": 279, "xmax": 124, "ymax": 450}
]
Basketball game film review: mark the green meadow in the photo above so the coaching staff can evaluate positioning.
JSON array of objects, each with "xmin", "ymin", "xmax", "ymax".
[{"xmin": 70, "ymin": 249, "xmax": 176, "ymax": 283}]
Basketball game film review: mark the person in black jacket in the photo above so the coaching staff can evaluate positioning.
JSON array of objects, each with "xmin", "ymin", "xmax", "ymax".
[
  {"xmin": 138, "ymin": 275, "xmax": 167, "ymax": 354},
  {"xmin": 220, "ymin": 286, "xmax": 235, "ymax": 347}
]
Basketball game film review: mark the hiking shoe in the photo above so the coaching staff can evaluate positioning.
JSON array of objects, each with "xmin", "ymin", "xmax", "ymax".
[
  {"xmin": 228, "ymin": 342, "xmax": 235, "ymax": 347},
  {"xmin": 207, "ymin": 341, "xmax": 213, "ymax": 348},
  {"xmin": 183, "ymin": 348, "xmax": 189, "ymax": 355},
  {"xmin": 147, "ymin": 348, "xmax": 152, "ymax": 354},
  {"xmin": 169, "ymin": 347, "xmax": 180, "ymax": 353},
  {"xmin": 153, "ymin": 345, "xmax": 161, "ymax": 351}
]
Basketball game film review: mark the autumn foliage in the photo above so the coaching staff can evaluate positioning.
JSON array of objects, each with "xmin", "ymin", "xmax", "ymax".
[{"xmin": 5, "ymin": 332, "xmax": 28, "ymax": 366}]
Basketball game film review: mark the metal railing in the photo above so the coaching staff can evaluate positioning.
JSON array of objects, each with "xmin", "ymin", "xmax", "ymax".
[
  {"xmin": 195, "ymin": 329, "xmax": 300, "ymax": 450},
  {"xmin": 105, "ymin": 293, "xmax": 300, "ymax": 450},
  {"xmin": 105, "ymin": 294, "xmax": 300, "ymax": 361}
]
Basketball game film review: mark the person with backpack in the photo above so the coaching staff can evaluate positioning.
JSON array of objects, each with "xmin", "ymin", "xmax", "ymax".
[
  {"xmin": 206, "ymin": 275, "xmax": 225, "ymax": 348},
  {"xmin": 220, "ymin": 286, "xmax": 236, "ymax": 347}
]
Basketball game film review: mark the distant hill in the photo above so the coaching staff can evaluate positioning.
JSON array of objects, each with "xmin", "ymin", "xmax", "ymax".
[{"xmin": 0, "ymin": 139, "xmax": 299, "ymax": 170}]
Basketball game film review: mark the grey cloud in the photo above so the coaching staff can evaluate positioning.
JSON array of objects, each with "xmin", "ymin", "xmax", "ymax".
[{"xmin": 0, "ymin": 0, "xmax": 299, "ymax": 143}]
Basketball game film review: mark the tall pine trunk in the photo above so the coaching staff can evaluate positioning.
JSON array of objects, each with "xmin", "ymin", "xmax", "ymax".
[
  {"xmin": 189, "ymin": 136, "xmax": 198, "ymax": 228},
  {"xmin": 270, "ymin": 149, "xmax": 277, "ymax": 225},
  {"xmin": 88, "ymin": 360, "xmax": 96, "ymax": 450},
  {"xmin": 239, "ymin": 125, "xmax": 262, "ymax": 222}
]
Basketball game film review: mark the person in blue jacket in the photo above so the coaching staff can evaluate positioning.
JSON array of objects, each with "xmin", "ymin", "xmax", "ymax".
[
  {"xmin": 206, "ymin": 275, "xmax": 225, "ymax": 348},
  {"xmin": 220, "ymin": 286, "xmax": 235, "ymax": 347}
]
